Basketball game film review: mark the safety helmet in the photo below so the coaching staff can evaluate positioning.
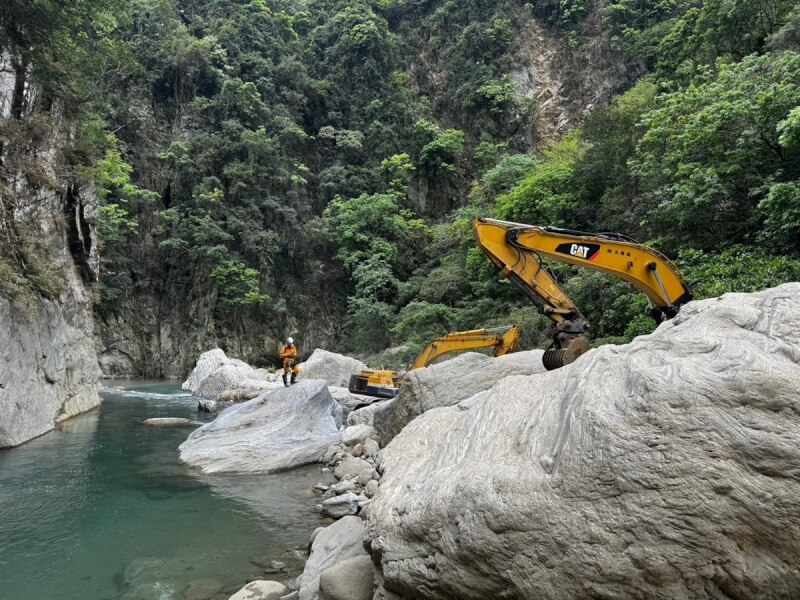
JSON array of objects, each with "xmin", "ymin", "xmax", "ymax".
[{"xmin": 287, "ymin": 337, "xmax": 294, "ymax": 344}]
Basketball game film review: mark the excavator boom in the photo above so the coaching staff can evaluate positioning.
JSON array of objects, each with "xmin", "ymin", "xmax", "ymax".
[
  {"xmin": 473, "ymin": 217, "xmax": 692, "ymax": 369},
  {"xmin": 349, "ymin": 325, "xmax": 521, "ymax": 398},
  {"xmin": 409, "ymin": 326, "xmax": 520, "ymax": 370}
]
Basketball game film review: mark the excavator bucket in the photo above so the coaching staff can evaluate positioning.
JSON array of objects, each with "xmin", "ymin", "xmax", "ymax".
[{"xmin": 542, "ymin": 335, "xmax": 591, "ymax": 370}]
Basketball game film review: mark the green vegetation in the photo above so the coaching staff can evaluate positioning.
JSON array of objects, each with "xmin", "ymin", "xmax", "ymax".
[{"xmin": 2, "ymin": 0, "xmax": 800, "ymax": 371}]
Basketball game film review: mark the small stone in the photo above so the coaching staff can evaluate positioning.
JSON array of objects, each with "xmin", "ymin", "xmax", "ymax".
[
  {"xmin": 334, "ymin": 457, "xmax": 372, "ymax": 480},
  {"xmin": 363, "ymin": 438, "xmax": 380, "ymax": 460},
  {"xmin": 357, "ymin": 468, "xmax": 374, "ymax": 487},
  {"xmin": 341, "ymin": 424, "xmax": 377, "ymax": 447},
  {"xmin": 364, "ymin": 479, "xmax": 378, "ymax": 498},
  {"xmin": 333, "ymin": 479, "xmax": 357, "ymax": 494},
  {"xmin": 320, "ymin": 491, "xmax": 359, "ymax": 519},
  {"xmin": 351, "ymin": 443, "xmax": 364, "ymax": 457}
]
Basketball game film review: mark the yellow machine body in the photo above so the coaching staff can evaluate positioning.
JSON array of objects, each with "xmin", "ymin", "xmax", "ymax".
[
  {"xmin": 473, "ymin": 217, "xmax": 692, "ymax": 369},
  {"xmin": 348, "ymin": 325, "xmax": 521, "ymax": 398}
]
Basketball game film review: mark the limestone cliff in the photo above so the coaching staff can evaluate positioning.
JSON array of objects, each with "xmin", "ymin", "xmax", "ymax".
[{"xmin": 0, "ymin": 51, "xmax": 101, "ymax": 448}]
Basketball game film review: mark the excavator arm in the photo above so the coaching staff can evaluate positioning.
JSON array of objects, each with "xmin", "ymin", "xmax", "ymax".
[
  {"xmin": 473, "ymin": 217, "xmax": 692, "ymax": 369},
  {"xmin": 348, "ymin": 325, "xmax": 521, "ymax": 398},
  {"xmin": 408, "ymin": 325, "xmax": 521, "ymax": 370}
]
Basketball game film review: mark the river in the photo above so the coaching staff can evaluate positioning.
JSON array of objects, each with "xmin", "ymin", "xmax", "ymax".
[{"xmin": 0, "ymin": 381, "xmax": 324, "ymax": 600}]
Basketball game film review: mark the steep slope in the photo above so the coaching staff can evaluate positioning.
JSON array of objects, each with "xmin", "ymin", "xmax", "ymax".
[{"xmin": 0, "ymin": 54, "xmax": 102, "ymax": 447}]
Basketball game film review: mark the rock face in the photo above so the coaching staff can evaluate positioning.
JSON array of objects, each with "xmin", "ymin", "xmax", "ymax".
[
  {"xmin": 366, "ymin": 285, "xmax": 800, "ymax": 599},
  {"xmin": 372, "ymin": 349, "xmax": 545, "ymax": 446},
  {"xmin": 0, "ymin": 55, "xmax": 101, "ymax": 448},
  {"xmin": 298, "ymin": 516, "xmax": 368, "ymax": 600},
  {"xmin": 179, "ymin": 380, "xmax": 342, "ymax": 473},
  {"xmin": 182, "ymin": 348, "xmax": 279, "ymax": 397},
  {"xmin": 299, "ymin": 349, "xmax": 368, "ymax": 388}
]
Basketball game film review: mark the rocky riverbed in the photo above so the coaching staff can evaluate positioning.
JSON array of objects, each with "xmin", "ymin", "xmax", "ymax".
[{"xmin": 179, "ymin": 284, "xmax": 800, "ymax": 600}]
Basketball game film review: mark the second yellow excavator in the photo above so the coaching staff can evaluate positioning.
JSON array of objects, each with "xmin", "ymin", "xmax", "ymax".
[
  {"xmin": 348, "ymin": 325, "xmax": 521, "ymax": 398},
  {"xmin": 473, "ymin": 217, "xmax": 693, "ymax": 370}
]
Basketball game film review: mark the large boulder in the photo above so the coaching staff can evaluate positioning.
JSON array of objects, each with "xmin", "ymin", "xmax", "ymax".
[
  {"xmin": 366, "ymin": 284, "xmax": 800, "ymax": 599},
  {"xmin": 228, "ymin": 580, "xmax": 288, "ymax": 600},
  {"xmin": 319, "ymin": 555, "xmax": 374, "ymax": 600},
  {"xmin": 299, "ymin": 349, "xmax": 368, "ymax": 388},
  {"xmin": 298, "ymin": 516, "xmax": 368, "ymax": 600},
  {"xmin": 182, "ymin": 349, "xmax": 279, "ymax": 398},
  {"xmin": 179, "ymin": 380, "xmax": 342, "ymax": 474},
  {"xmin": 372, "ymin": 349, "xmax": 545, "ymax": 445}
]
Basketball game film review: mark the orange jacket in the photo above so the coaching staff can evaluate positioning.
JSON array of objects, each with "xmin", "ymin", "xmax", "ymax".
[{"xmin": 280, "ymin": 344, "xmax": 297, "ymax": 362}]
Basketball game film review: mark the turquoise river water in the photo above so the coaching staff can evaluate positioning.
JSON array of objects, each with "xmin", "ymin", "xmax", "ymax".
[{"xmin": 0, "ymin": 381, "xmax": 326, "ymax": 600}]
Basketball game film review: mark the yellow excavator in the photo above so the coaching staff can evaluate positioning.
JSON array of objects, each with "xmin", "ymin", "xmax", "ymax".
[
  {"xmin": 473, "ymin": 217, "xmax": 693, "ymax": 370},
  {"xmin": 348, "ymin": 325, "xmax": 521, "ymax": 398}
]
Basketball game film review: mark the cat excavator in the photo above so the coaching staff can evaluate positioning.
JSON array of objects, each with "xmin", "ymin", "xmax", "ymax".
[
  {"xmin": 348, "ymin": 325, "xmax": 521, "ymax": 398},
  {"xmin": 473, "ymin": 217, "xmax": 693, "ymax": 370}
]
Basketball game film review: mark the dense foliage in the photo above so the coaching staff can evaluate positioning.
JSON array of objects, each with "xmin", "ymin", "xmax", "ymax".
[{"xmin": 3, "ymin": 0, "xmax": 800, "ymax": 372}]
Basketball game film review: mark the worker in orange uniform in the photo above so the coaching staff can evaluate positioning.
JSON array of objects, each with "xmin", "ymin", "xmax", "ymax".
[{"xmin": 280, "ymin": 337, "xmax": 299, "ymax": 387}]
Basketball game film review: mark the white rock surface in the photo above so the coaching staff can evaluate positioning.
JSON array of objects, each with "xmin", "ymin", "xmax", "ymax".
[
  {"xmin": 298, "ymin": 516, "xmax": 368, "ymax": 600},
  {"xmin": 179, "ymin": 380, "xmax": 342, "ymax": 473},
  {"xmin": 299, "ymin": 349, "xmax": 368, "ymax": 388},
  {"xmin": 228, "ymin": 580, "xmax": 288, "ymax": 600},
  {"xmin": 182, "ymin": 349, "xmax": 280, "ymax": 397},
  {"xmin": 372, "ymin": 349, "xmax": 546, "ymax": 445},
  {"xmin": 366, "ymin": 284, "xmax": 800, "ymax": 599}
]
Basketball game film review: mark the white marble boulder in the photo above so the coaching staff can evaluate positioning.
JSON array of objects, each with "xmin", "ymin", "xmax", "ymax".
[
  {"xmin": 372, "ymin": 348, "xmax": 546, "ymax": 445},
  {"xmin": 366, "ymin": 284, "xmax": 800, "ymax": 600},
  {"xmin": 179, "ymin": 380, "xmax": 342, "ymax": 474},
  {"xmin": 299, "ymin": 349, "xmax": 368, "ymax": 388},
  {"xmin": 182, "ymin": 348, "xmax": 279, "ymax": 398}
]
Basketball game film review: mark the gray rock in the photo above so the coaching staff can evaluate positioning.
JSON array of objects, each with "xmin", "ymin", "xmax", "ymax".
[
  {"xmin": 334, "ymin": 457, "xmax": 372, "ymax": 480},
  {"xmin": 366, "ymin": 284, "xmax": 800, "ymax": 600},
  {"xmin": 309, "ymin": 527, "xmax": 326, "ymax": 548},
  {"xmin": 347, "ymin": 401, "xmax": 390, "ymax": 427},
  {"xmin": 332, "ymin": 480, "xmax": 357, "ymax": 494},
  {"xmin": 228, "ymin": 580, "xmax": 288, "ymax": 600},
  {"xmin": 298, "ymin": 350, "xmax": 368, "ymax": 388},
  {"xmin": 318, "ymin": 555, "xmax": 374, "ymax": 600},
  {"xmin": 372, "ymin": 349, "xmax": 545, "ymax": 446},
  {"xmin": 356, "ymin": 468, "xmax": 374, "ymax": 487},
  {"xmin": 322, "ymin": 445, "xmax": 342, "ymax": 465},
  {"xmin": 197, "ymin": 399, "xmax": 218, "ymax": 413},
  {"xmin": 342, "ymin": 424, "xmax": 377, "ymax": 447},
  {"xmin": 363, "ymin": 438, "xmax": 380, "ymax": 461},
  {"xmin": 179, "ymin": 380, "xmax": 342, "ymax": 473},
  {"xmin": 364, "ymin": 480, "xmax": 378, "ymax": 499},
  {"xmin": 143, "ymin": 418, "xmax": 203, "ymax": 427},
  {"xmin": 182, "ymin": 349, "xmax": 280, "ymax": 398},
  {"xmin": 321, "ymin": 491, "xmax": 360, "ymax": 519},
  {"xmin": 298, "ymin": 516, "xmax": 367, "ymax": 600}
]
